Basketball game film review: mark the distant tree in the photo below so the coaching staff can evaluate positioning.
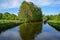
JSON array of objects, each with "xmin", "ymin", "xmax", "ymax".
[
  {"xmin": 46, "ymin": 13, "xmax": 60, "ymax": 21},
  {"xmin": 9, "ymin": 14, "xmax": 17, "ymax": 20},
  {"xmin": 0, "ymin": 13, "xmax": 3, "ymax": 19},
  {"xmin": 2, "ymin": 12, "xmax": 10, "ymax": 20},
  {"xmin": 56, "ymin": 14, "xmax": 60, "ymax": 21},
  {"xmin": 2, "ymin": 12, "xmax": 18, "ymax": 20}
]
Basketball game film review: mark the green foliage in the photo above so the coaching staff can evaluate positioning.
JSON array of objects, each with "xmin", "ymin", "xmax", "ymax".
[
  {"xmin": 18, "ymin": 1, "xmax": 42, "ymax": 22},
  {"xmin": 8, "ymin": 14, "xmax": 17, "ymax": 20},
  {"xmin": 56, "ymin": 14, "xmax": 60, "ymax": 21},
  {"xmin": 0, "ymin": 12, "xmax": 18, "ymax": 20},
  {"xmin": 0, "ymin": 13, "xmax": 3, "ymax": 19},
  {"xmin": 46, "ymin": 13, "xmax": 60, "ymax": 21},
  {"xmin": 2, "ymin": 12, "xmax": 10, "ymax": 19}
]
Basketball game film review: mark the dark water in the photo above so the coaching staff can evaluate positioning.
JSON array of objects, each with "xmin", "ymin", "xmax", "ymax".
[{"xmin": 0, "ymin": 22, "xmax": 60, "ymax": 40}]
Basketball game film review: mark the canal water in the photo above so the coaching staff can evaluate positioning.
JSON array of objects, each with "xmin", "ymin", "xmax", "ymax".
[{"xmin": 0, "ymin": 22, "xmax": 60, "ymax": 40}]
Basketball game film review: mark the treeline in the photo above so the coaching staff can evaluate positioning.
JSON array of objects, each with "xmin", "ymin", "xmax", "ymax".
[
  {"xmin": 46, "ymin": 13, "xmax": 60, "ymax": 21},
  {"xmin": 0, "ymin": 12, "xmax": 19, "ymax": 20}
]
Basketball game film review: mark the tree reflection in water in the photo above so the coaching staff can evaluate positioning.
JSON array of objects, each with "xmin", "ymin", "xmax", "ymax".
[{"xmin": 19, "ymin": 22, "xmax": 42, "ymax": 40}]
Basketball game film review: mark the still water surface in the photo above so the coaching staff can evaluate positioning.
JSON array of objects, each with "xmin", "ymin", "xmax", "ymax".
[{"xmin": 0, "ymin": 22, "xmax": 60, "ymax": 40}]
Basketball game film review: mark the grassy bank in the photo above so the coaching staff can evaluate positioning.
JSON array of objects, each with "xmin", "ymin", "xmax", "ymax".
[
  {"xmin": 48, "ymin": 20, "xmax": 60, "ymax": 31},
  {"xmin": 0, "ymin": 20, "xmax": 22, "ymax": 33}
]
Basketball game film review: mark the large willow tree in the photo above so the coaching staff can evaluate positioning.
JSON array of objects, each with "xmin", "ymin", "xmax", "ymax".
[{"xmin": 18, "ymin": 1, "xmax": 42, "ymax": 22}]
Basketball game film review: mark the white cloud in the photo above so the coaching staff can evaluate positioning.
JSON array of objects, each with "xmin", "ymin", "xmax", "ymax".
[
  {"xmin": 53, "ymin": 1, "xmax": 60, "ymax": 4},
  {"xmin": 26, "ymin": 0, "xmax": 52, "ymax": 6},
  {"xmin": 25, "ymin": 0, "xmax": 60, "ymax": 6},
  {"xmin": 37, "ymin": 0, "xmax": 52, "ymax": 6},
  {"xmin": 0, "ymin": 0, "xmax": 60, "ymax": 9},
  {"xmin": 0, "ymin": 0, "xmax": 23, "ymax": 9}
]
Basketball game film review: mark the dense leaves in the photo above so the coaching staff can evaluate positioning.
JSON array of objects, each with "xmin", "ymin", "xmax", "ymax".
[
  {"xmin": 0, "ymin": 13, "xmax": 3, "ymax": 19},
  {"xmin": 18, "ymin": 1, "xmax": 42, "ymax": 22},
  {"xmin": 0, "ymin": 12, "xmax": 18, "ymax": 20},
  {"xmin": 46, "ymin": 13, "xmax": 60, "ymax": 21}
]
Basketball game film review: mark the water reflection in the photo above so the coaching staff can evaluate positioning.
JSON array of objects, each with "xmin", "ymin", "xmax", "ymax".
[
  {"xmin": 19, "ymin": 22, "xmax": 42, "ymax": 40},
  {"xmin": 0, "ymin": 27, "xmax": 21, "ymax": 40},
  {"xmin": 35, "ymin": 32, "xmax": 60, "ymax": 40},
  {"xmin": 49, "ymin": 25, "xmax": 60, "ymax": 31},
  {"xmin": 35, "ymin": 23, "xmax": 60, "ymax": 40}
]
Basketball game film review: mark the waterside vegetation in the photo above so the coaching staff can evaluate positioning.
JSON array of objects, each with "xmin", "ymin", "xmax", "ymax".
[{"xmin": 46, "ymin": 14, "xmax": 60, "ymax": 31}]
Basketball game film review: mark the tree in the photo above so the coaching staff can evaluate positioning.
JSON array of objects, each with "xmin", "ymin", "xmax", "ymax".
[
  {"xmin": 9, "ymin": 14, "xmax": 17, "ymax": 20},
  {"xmin": 18, "ymin": 1, "xmax": 42, "ymax": 22},
  {"xmin": 56, "ymin": 14, "xmax": 60, "ymax": 21},
  {"xmin": 0, "ymin": 13, "xmax": 3, "ymax": 19},
  {"xmin": 46, "ymin": 13, "xmax": 60, "ymax": 21},
  {"xmin": 2, "ymin": 12, "xmax": 18, "ymax": 20},
  {"xmin": 2, "ymin": 12, "xmax": 10, "ymax": 20}
]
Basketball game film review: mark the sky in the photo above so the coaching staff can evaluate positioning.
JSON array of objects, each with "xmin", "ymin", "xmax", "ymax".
[{"xmin": 0, "ymin": 0, "xmax": 60, "ymax": 15}]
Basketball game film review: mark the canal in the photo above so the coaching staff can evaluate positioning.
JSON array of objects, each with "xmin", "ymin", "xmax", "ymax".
[{"xmin": 0, "ymin": 22, "xmax": 60, "ymax": 40}]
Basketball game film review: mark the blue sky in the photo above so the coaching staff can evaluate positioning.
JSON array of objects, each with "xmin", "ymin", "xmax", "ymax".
[{"xmin": 0, "ymin": 0, "xmax": 60, "ymax": 15}]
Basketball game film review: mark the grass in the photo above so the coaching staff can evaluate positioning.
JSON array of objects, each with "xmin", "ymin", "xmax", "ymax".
[
  {"xmin": 48, "ymin": 20, "xmax": 60, "ymax": 31},
  {"xmin": 0, "ymin": 20, "xmax": 21, "ymax": 24},
  {"xmin": 48, "ymin": 20, "xmax": 60, "ymax": 23}
]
